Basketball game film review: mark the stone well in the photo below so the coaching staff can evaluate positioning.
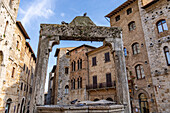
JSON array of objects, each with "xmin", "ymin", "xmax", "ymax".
[{"xmin": 37, "ymin": 104, "xmax": 125, "ymax": 113}]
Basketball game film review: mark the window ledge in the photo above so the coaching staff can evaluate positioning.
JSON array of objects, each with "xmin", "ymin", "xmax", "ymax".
[
  {"xmin": 129, "ymin": 28, "xmax": 136, "ymax": 32},
  {"xmin": 105, "ymin": 60, "xmax": 111, "ymax": 63},
  {"xmin": 133, "ymin": 52, "xmax": 140, "ymax": 56},
  {"xmin": 157, "ymin": 31, "xmax": 169, "ymax": 38},
  {"xmin": 137, "ymin": 77, "xmax": 145, "ymax": 80}
]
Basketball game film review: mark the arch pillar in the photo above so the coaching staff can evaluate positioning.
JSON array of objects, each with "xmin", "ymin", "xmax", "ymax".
[
  {"xmin": 105, "ymin": 36, "xmax": 131, "ymax": 113},
  {"xmin": 30, "ymin": 36, "xmax": 60, "ymax": 113}
]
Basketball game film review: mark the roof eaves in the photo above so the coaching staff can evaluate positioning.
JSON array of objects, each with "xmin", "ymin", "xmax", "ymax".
[
  {"xmin": 16, "ymin": 21, "xmax": 30, "ymax": 39},
  {"xmin": 69, "ymin": 44, "xmax": 96, "ymax": 53},
  {"xmin": 105, "ymin": 0, "xmax": 136, "ymax": 18},
  {"xmin": 26, "ymin": 42, "xmax": 36, "ymax": 62}
]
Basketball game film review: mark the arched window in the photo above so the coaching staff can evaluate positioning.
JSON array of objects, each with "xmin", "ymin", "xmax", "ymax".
[
  {"xmin": 139, "ymin": 93, "xmax": 149, "ymax": 113},
  {"xmin": 71, "ymin": 79, "xmax": 75, "ymax": 89},
  {"xmin": 115, "ymin": 15, "xmax": 120, "ymax": 22},
  {"xmin": 128, "ymin": 21, "xmax": 136, "ymax": 31},
  {"xmin": 71, "ymin": 62, "xmax": 73, "ymax": 71},
  {"xmin": 0, "ymin": 51, "xmax": 3, "ymax": 65},
  {"xmin": 20, "ymin": 98, "xmax": 25, "ymax": 113},
  {"xmin": 157, "ymin": 19, "xmax": 168, "ymax": 33},
  {"xmin": 127, "ymin": 8, "xmax": 132, "ymax": 15},
  {"xmin": 77, "ymin": 77, "xmax": 82, "ymax": 89},
  {"xmin": 74, "ymin": 61, "xmax": 76, "ymax": 71},
  {"xmin": 135, "ymin": 64, "xmax": 145, "ymax": 79},
  {"xmin": 77, "ymin": 60, "xmax": 79, "ymax": 70},
  {"xmin": 72, "ymin": 61, "xmax": 76, "ymax": 71},
  {"xmin": 5, "ymin": 98, "xmax": 12, "ymax": 113},
  {"xmin": 65, "ymin": 67, "xmax": 69, "ymax": 74},
  {"xmin": 164, "ymin": 46, "xmax": 170, "ymax": 66},
  {"xmin": 65, "ymin": 85, "xmax": 69, "ymax": 94},
  {"xmin": 16, "ymin": 104, "xmax": 20, "ymax": 113},
  {"xmin": 11, "ymin": 67, "xmax": 15, "ymax": 78},
  {"xmin": 80, "ymin": 77, "xmax": 82, "ymax": 88},
  {"xmin": 124, "ymin": 47, "xmax": 127, "ymax": 56},
  {"xmin": 77, "ymin": 59, "xmax": 82, "ymax": 70},
  {"xmin": 9, "ymin": 0, "xmax": 14, "ymax": 8},
  {"xmin": 126, "ymin": 68, "xmax": 131, "ymax": 80},
  {"xmin": 77, "ymin": 78, "xmax": 80, "ymax": 89},
  {"xmin": 21, "ymin": 82, "xmax": 23, "ymax": 90},
  {"xmin": 26, "ymin": 101, "xmax": 30, "ymax": 113},
  {"xmin": 16, "ymin": 41, "xmax": 19, "ymax": 49},
  {"xmin": 80, "ymin": 59, "xmax": 82, "ymax": 69},
  {"xmin": 132, "ymin": 43, "xmax": 140, "ymax": 55},
  {"xmin": 4, "ymin": 21, "xmax": 9, "ymax": 36},
  {"xmin": 106, "ymin": 97, "xmax": 113, "ymax": 101}
]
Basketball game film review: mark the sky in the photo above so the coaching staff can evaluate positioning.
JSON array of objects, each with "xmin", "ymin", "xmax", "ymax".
[{"xmin": 17, "ymin": 0, "xmax": 127, "ymax": 92}]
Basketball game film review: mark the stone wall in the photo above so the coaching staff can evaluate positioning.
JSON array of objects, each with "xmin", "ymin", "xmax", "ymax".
[
  {"xmin": 0, "ymin": 1, "xmax": 36, "ymax": 113},
  {"xmin": 0, "ymin": 22, "xmax": 36, "ymax": 113},
  {"xmin": 54, "ymin": 47, "xmax": 75, "ymax": 105},
  {"xmin": 138, "ymin": 0, "xmax": 170, "ymax": 112}
]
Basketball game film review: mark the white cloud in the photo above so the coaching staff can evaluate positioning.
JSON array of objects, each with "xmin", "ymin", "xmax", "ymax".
[
  {"xmin": 60, "ymin": 13, "xmax": 65, "ymax": 17},
  {"xmin": 21, "ymin": 0, "xmax": 55, "ymax": 26},
  {"xmin": 19, "ymin": 8, "xmax": 26, "ymax": 15}
]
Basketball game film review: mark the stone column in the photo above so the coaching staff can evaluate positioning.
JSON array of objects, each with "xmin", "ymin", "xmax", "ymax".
[
  {"xmin": 30, "ymin": 36, "xmax": 59, "ymax": 113},
  {"xmin": 105, "ymin": 36, "xmax": 131, "ymax": 113}
]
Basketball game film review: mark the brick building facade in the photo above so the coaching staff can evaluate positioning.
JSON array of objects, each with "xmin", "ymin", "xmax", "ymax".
[
  {"xmin": 106, "ymin": 0, "xmax": 170, "ymax": 112},
  {"xmin": 50, "ymin": 45, "xmax": 118, "ymax": 105},
  {"xmin": 69, "ymin": 45, "xmax": 96, "ymax": 103},
  {"xmin": 86, "ymin": 46, "xmax": 116, "ymax": 102}
]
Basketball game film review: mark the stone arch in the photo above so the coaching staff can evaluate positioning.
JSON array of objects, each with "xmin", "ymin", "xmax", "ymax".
[
  {"xmin": 5, "ymin": 98, "xmax": 12, "ymax": 113},
  {"xmin": 30, "ymin": 16, "xmax": 130, "ymax": 113},
  {"xmin": 128, "ymin": 21, "xmax": 136, "ymax": 31},
  {"xmin": 134, "ymin": 89, "xmax": 150, "ymax": 100},
  {"xmin": 132, "ymin": 61, "xmax": 145, "ymax": 67},
  {"xmin": 138, "ymin": 93, "xmax": 150, "ymax": 113}
]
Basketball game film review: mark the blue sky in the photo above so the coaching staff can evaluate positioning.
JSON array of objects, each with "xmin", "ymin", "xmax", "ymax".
[{"xmin": 17, "ymin": 0, "xmax": 126, "ymax": 92}]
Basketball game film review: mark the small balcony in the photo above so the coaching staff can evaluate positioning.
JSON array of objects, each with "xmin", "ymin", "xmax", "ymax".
[{"xmin": 86, "ymin": 82, "xmax": 116, "ymax": 91}]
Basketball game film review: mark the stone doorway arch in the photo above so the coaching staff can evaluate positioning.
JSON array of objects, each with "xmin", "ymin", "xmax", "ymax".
[{"xmin": 30, "ymin": 16, "xmax": 130, "ymax": 113}]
